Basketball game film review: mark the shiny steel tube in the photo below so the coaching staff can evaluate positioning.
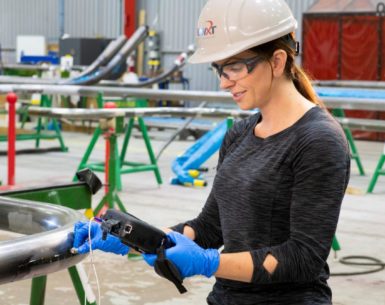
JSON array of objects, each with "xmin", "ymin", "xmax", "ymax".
[
  {"xmin": 335, "ymin": 117, "xmax": 385, "ymax": 132},
  {"xmin": 321, "ymin": 97, "xmax": 385, "ymax": 111},
  {"xmin": 64, "ymin": 26, "xmax": 149, "ymax": 85},
  {"xmin": 1, "ymin": 84, "xmax": 385, "ymax": 110},
  {"xmin": 0, "ymin": 196, "xmax": 86, "ymax": 284},
  {"xmin": 26, "ymin": 106, "xmax": 253, "ymax": 120},
  {"xmin": 313, "ymin": 80, "xmax": 385, "ymax": 89},
  {"xmin": 1, "ymin": 64, "xmax": 50, "ymax": 71},
  {"xmin": 102, "ymin": 45, "xmax": 195, "ymax": 88},
  {"xmin": 0, "ymin": 76, "xmax": 57, "ymax": 85},
  {"xmin": 71, "ymin": 35, "xmax": 128, "ymax": 80},
  {"xmin": 0, "ymin": 84, "xmax": 234, "ymax": 102}
]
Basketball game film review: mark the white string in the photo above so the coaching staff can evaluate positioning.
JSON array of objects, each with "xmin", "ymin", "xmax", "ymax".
[{"xmin": 84, "ymin": 218, "xmax": 102, "ymax": 305}]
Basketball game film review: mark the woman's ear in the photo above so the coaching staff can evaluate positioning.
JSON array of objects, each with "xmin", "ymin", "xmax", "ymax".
[{"xmin": 271, "ymin": 49, "xmax": 287, "ymax": 78}]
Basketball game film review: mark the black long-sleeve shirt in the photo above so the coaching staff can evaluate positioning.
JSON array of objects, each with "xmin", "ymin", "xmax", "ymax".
[{"xmin": 175, "ymin": 107, "xmax": 350, "ymax": 305}]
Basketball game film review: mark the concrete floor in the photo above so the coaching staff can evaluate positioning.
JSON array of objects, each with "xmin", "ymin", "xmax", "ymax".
[{"xmin": 0, "ymin": 127, "xmax": 384, "ymax": 305}]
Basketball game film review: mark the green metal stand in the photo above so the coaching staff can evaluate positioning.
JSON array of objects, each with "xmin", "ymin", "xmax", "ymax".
[
  {"xmin": 74, "ymin": 118, "xmax": 162, "ymax": 191},
  {"xmin": 36, "ymin": 95, "xmax": 67, "ymax": 151},
  {"xmin": 367, "ymin": 153, "xmax": 385, "ymax": 193},
  {"xmin": 0, "ymin": 94, "xmax": 68, "ymax": 152},
  {"xmin": 119, "ymin": 117, "xmax": 162, "ymax": 184},
  {"xmin": 332, "ymin": 109, "xmax": 365, "ymax": 175},
  {"xmin": 73, "ymin": 127, "xmax": 104, "ymax": 179},
  {"xmin": 30, "ymin": 276, "xmax": 47, "ymax": 305},
  {"xmin": 72, "ymin": 125, "xmax": 123, "ymax": 189},
  {"xmin": 28, "ymin": 266, "xmax": 97, "ymax": 305}
]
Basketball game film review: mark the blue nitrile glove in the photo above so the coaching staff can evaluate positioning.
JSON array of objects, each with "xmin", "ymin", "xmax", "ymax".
[
  {"xmin": 73, "ymin": 221, "xmax": 129, "ymax": 256},
  {"xmin": 142, "ymin": 231, "xmax": 220, "ymax": 278}
]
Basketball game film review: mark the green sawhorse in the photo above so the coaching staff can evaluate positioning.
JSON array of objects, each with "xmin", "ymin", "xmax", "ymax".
[
  {"xmin": 120, "ymin": 116, "xmax": 162, "ymax": 184},
  {"xmin": 74, "ymin": 106, "xmax": 162, "ymax": 217},
  {"xmin": 74, "ymin": 115, "xmax": 162, "ymax": 192},
  {"xmin": 74, "ymin": 92, "xmax": 161, "ymax": 191},
  {"xmin": 332, "ymin": 109, "xmax": 365, "ymax": 176},
  {"xmin": 30, "ymin": 266, "xmax": 95, "ymax": 305},
  {"xmin": 367, "ymin": 146, "xmax": 385, "ymax": 193},
  {"xmin": 0, "ymin": 94, "xmax": 68, "ymax": 153}
]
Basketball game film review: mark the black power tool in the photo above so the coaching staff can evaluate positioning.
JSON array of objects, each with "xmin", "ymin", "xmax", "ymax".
[{"xmin": 100, "ymin": 209, "xmax": 187, "ymax": 293}]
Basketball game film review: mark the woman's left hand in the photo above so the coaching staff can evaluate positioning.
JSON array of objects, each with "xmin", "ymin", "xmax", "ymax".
[{"xmin": 142, "ymin": 231, "xmax": 220, "ymax": 278}]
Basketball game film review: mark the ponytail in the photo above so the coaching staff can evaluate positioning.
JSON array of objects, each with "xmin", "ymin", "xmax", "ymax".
[{"xmin": 292, "ymin": 65, "xmax": 323, "ymax": 107}]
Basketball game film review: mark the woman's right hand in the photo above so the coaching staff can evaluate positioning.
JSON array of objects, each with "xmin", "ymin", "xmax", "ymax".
[{"xmin": 72, "ymin": 221, "xmax": 130, "ymax": 256}]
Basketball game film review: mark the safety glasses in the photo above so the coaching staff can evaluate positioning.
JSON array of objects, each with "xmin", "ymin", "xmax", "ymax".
[{"xmin": 211, "ymin": 55, "xmax": 265, "ymax": 81}]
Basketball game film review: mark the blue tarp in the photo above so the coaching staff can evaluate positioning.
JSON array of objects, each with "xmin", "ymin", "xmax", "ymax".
[{"xmin": 315, "ymin": 86, "xmax": 385, "ymax": 100}]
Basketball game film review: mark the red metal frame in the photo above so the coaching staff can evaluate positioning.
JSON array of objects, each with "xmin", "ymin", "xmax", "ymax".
[
  {"xmin": 124, "ymin": 0, "xmax": 136, "ymax": 37},
  {"xmin": 7, "ymin": 92, "xmax": 17, "ymax": 186}
]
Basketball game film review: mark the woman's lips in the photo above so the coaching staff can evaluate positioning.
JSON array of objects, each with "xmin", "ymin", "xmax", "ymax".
[{"xmin": 232, "ymin": 91, "xmax": 246, "ymax": 102}]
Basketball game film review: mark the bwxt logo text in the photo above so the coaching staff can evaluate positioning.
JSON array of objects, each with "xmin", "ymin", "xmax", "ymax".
[{"xmin": 197, "ymin": 20, "xmax": 217, "ymax": 37}]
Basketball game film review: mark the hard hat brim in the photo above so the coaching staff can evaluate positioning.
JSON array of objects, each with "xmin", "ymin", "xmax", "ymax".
[{"xmin": 188, "ymin": 48, "xmax": 238, "ymax": 64}]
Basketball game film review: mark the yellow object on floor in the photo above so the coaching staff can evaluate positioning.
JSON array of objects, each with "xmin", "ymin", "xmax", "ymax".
[{"xmin": 346, "ymin": 186, "xmax": 365, "ymax": 195}]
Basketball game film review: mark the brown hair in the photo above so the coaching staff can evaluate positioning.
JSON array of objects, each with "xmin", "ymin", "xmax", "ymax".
[{"xmin": 250, "ymin": 34, "xmax": 323, "ymax": 107}]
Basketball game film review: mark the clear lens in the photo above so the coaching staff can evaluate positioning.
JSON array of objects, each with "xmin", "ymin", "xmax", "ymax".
[
  {"xmin": 222, "ymin": 62, "xmax": 248, "ymax": 80},
  {"xmin": 211, "ymin": 65, "xmax": 221, "ymax": 79},
  {"xmin": 212, "ymin": 55, "xmax": 263, "ymax": 81}
]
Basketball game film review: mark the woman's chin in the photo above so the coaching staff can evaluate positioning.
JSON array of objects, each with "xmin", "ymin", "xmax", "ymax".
[{"xmin": 237, "ymin": 102, "xmax": 254, "ymax": 111}]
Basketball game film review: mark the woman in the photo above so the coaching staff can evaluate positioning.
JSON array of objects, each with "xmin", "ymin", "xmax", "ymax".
[{"xmin": 73, "ymin": 1, "xmax": 350, "ymax": 304}]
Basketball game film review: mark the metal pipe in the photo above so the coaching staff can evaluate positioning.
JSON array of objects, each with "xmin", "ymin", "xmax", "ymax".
[
  {"xmin": 64, "ymin": 26, "xmax": 148, "ymax": 85},
  {"xmin": 26, "ymin": 106, "xmax": 254, "ymax": 120},
  {"xmin": 72, "ymin": 35, "xmax": 127, "ymax": 79},
  {"xmin": 156, "ymin": 101, "xmax": 207, "ymax": 161},
  {"xmin": 1, "ymin": 84, "xmax": 385, "ymax": 110},
  {"xmin": 102, "ymin": 45, "xmax": 195, "ymax": 88},
  {"xmin": 335, "ymin": 117, "xmax": 385, "ymax": 132},
  {"xmin": 0, "ymin": 84, "xmax": 235, "ymax": 102},
  {"xmin": 313, "ymin": 80, "xmax": 385, "ymax": 89},
  {"xmin": 0, "ymin": 196, "xmax": 86, "ymax": 284},
  {"xmin": 1, "ymin": 64, "xmax": 50, "ymax": 71},
  {"xmin": 321, "ymin": 97, "xmax": 385, "ymax": 111},
  {"xmin": 0, "ymin": 76, "xmax": 56, "ymax": 85}
]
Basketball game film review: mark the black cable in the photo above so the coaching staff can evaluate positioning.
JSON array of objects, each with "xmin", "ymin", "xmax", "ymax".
[
  {"xmin": 155, "ymin": 101, "xmax": 207, "ymax": 161},
  {"xmin": 331, "ymin": 255, "xmax": 385, "ymax": 276}
]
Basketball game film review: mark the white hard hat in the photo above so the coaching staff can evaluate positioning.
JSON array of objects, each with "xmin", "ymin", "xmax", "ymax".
[{"xmin": 189, "ymin": 0, "xmax": 298, "ymax": 64}]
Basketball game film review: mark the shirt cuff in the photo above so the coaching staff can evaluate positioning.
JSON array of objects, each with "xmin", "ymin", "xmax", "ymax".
[
  {"xmin": 250, "ymin": 247, "xmax": 274, "ymax": 284},
  {"xmin": 169, "ymin": 222, "xmax": 186, "ymax": 234}
]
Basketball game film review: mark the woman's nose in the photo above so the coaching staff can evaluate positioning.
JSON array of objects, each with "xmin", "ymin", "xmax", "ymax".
[{"xmin": 219, "ymin": 76, "xmax": 235, "ymax": 90}]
